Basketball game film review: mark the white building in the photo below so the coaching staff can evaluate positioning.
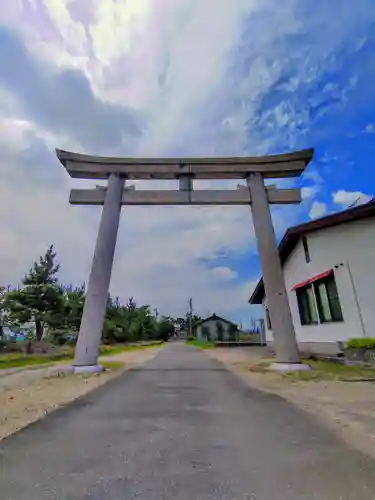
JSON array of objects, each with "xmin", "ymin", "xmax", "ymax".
[
  {"xmin": 249, "ymin": 199, "xmax": 375, "ymax": 355},
  {"xmin": 194, "ymin": 314, "xmax": 238, "ymax": 342}
]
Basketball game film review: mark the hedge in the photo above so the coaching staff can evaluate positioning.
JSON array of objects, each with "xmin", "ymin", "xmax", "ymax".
[{"xmin": 346, "ymin": 337, "xmax": 375, "ymax": 349}]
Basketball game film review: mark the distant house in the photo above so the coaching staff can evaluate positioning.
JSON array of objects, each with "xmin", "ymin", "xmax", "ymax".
[
  {"xmin": 1, "ymin": 326, "xmax": 26, "ymax": 341},
  {"xmin": 1, "ymin": 323, "xmax": 35, "ymax": 341},
  {"xmin": 193, "ymin": 314, "xmax": 238, "ymax": 342},
  {"xmin": 249, "ymin": 199, "xmax": 375, "ymax": 355}
]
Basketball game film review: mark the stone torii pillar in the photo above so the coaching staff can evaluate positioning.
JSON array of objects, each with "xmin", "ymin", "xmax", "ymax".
[
  {"xmin": 247, "ymin": 173, "xmax": 304, "ymax": 370},
  {"xmin": 73, "ymin": 173, "xmax": 125, "ymax": 372}
]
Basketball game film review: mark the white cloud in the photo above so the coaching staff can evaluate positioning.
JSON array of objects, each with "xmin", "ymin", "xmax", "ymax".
[
  {"xmin": 0, "ymin": 113, "xmax": 259, "ymax": 318},
  {"xmin": 308, "ymin": 201, "xmax": 327, "ymax": 220},
  {"xmin": 301, "ymin": 186, "xmax": 318, "ymax": 200},
  {"xmin": 0, "ymin": 0, "xmax": 374, "ymax": 325},
  {"xmin": 303, "ymin": 168, "xmax": 323, "ymax": 185},
  {"xmin": 364, "ymin": 124, "xmax": 375, "ymax": 134},
  {"xmin": 89, "ymin": 0, "xmax": 151, "ymax": 65},
  {"xmin": 0, "ymin": 1, "xmax": 278, "ymax": 323},
  {"xmin": 332, "ymin": 190, "xmax": 373, "ymax": 207},
  {"xmin": 45, "ymin": 0, "xmax": 86, "ymax": 49},
  {"xmin": 210, "ymin": 267, "xmax": 238, "ymax": 281}
]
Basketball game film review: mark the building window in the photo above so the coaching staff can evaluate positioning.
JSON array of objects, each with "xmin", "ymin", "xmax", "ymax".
[
  {"xmin": 302, "ymin": 235, "xmax": 310, "ymax": 263},
  {"xmin": 296, "ymin": 274, "xmax": 343, "ymax": 325},
  {"xmin": 297, "ymin": 285, "xmax": 318, "ymax": 325},
  {"xmin": 315, "ymin": 276, "xmax": 343, "ymax": 322}
]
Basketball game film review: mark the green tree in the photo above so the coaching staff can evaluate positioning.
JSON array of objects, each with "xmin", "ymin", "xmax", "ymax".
[
  {"xmin": 3, "ymin": 245, "xmax": 63, "ymax": 340},
  {"xmin": 48, "ymin": 284, "xmax": 86, "ymax": 342},
  {"xmin": 103, "ymin": 295, "xmax": 159, "ymax": 344},
  {"xmin": 62, "ymin": 284, "xmax": 86, "ymax": 332},
  {"xmin": 157, "ymin": 317, "xmax": 174, "ymax": 342},
  {"xmin": 0, "ymin": 286, "xmax": 7, "ymax": 337}
]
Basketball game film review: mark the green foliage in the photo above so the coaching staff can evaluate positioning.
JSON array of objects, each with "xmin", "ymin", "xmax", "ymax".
[
  {"xmin": 186, "ymin": 339, "xmax": 215, "ymax": 349},
  {"xmin": 0, "ymin": 339, "xmax": 7, "ymax": 352},
  {"xmin": 1, "ymin": 244, "xmax": 176, "ymax": 349},
  {"xmin": 3, "ymin": 245, "xmax": 63, "ymax": 340},
  {"xmin": 176, "ymin": 314, "xmax": 202, "ymax": 333},
  {"xmin": 0, "ymin": 287, "xmax": 8, "ymax": 327},
  {"xmin": 157, "ymin": 317, "xmax": 175, "ymax": 341},
  {"xmin": 60, "ymin": 284, "xmax": 86, "ymax": 332},
  {"xmin": 2, "ymin": 342, "xmax": 24, "ymax": 353},
  {"xmin": 283, "ymin": 359, "xmax": 375, "ymax": 382},
  {"xmin": 0, "ymin": 351, "xmax": 72, "ymax": 369},
  {"xmin": 99, "ymin": 342, "xmax": 163, "ymax": 356},
  {"xmin": 101, "ymin": 361, "xmax": 125, "ymax": 370},
  {"xmin": 0, "ymin": 342, "xmax": 163, "ymax": 370},
  {"xmin": 102, "ymin": 296, "xmax": 161, "ymax": 344},
  {"xmin": 346, "ymin": 338, "xmax": 375, "ymax": 349},
  {"xmin": 23, "ymin": 245, "xmax": 60, "ymax": 286},
  {"xmin": 191, "ymin": 315, "xmax": 203, "ymax": 327}
]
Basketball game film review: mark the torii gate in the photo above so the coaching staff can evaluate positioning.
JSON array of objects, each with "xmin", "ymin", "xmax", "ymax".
[{"xmin": 56, "ymin": 148, "xmax": 314, "ymax": 373}]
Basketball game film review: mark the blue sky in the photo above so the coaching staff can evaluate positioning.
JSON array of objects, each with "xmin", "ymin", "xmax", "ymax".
[{"xmin": 0, "ymin": 1, "xmax": 374, "ymax": 327}]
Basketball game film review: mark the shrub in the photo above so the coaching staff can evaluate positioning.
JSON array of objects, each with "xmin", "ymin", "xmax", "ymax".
[
  {"xmin": 346, "ymin": 338, "xmax": 375, "ymax": 349},
  {"xmin": 66, "ymin": 338, "xmax": 77, "ymax": 347},
  {"xmin": 4, "ymin": 341, "xmax": 24, "ymax": 353}
]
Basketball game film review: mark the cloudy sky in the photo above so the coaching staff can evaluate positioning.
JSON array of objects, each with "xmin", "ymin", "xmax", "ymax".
[{"xmin": 0, "ymin": 0, "xmax": 374, "ymax": 326}]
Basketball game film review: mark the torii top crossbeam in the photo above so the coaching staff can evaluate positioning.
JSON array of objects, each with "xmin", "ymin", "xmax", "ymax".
[{"xmin": 56, "ymin": 148, "xmax": 314, "ymax": 180}]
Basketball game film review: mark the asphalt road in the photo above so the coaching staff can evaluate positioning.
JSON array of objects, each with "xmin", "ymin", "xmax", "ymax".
[{"xmin": 1, "ymin": 343, "xmax": 375, "ymax": 500}]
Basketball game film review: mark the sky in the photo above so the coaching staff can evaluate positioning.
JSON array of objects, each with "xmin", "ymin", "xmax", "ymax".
[{"xmin": 0, "ymin": 0, "xmax": 374, "ymax": 328}]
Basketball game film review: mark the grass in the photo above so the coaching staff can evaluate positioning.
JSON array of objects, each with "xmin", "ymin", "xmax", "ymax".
[
  {"xmin": 242, "ymin": 357, "xmax": 375, "ymax": 382},
  {"xmin": 99, "ymin": 341, "xmax": 163, "ymax": 356},
  {"xmin": 0, "ymin": 352, "xmax": 72, "ymax": 370},
  {"xmin": 101, "ymin": 361, "xmax": 125, "ymax": 370},
  {"xmin": 0, "ymin": 341, "xmax": 164, "ymax": 370},
  {"xmin": 238, "ymin": 333, "xmax": 261, "ymax": 341},
  {"xmin": 186, "ymin": 339, "xmax": 215, "ymax": 349},
  {"xmin": 283, "ymin": 359, "xmax": 375, "ymax": 382}
]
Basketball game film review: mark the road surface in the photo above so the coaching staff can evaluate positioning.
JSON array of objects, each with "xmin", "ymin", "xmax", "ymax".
[{"xmin": 1, "ymin": 342, "xmax": 375, "ymax": 499}]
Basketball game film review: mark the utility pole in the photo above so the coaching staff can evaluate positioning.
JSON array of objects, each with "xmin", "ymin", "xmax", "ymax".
[
  {"xmin": 188, "ymin": 297, "xmax": 193, "ymax": 338},
  {"xmin": 154, "ymin": 308, "xmax": 159, "ymax": 322}
]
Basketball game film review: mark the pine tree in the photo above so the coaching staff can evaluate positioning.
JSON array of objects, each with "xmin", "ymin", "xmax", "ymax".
[{"xmin": 4, "ymin": 245, "xmax": 63, "ymax": 340}]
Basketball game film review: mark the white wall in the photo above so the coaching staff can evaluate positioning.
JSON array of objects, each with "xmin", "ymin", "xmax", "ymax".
[
  {"xmin": 264, "ymin": 217, "xmax": 375, "ymax": 346},
  {"xmin": 196, "ymin": 319, "xmax": 231, "ymax": 341}
]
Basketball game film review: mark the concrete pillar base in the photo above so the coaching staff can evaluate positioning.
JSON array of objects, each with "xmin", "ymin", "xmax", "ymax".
[
  {"xmin": 269, "ymin": 362, "xmax": 311, "ymax": 372},
  {"xmin": 63, "ymin": 364, "xmax": 105, "ymax": 374}
]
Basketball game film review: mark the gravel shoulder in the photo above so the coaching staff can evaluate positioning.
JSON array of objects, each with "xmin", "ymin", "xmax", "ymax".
[
  {"xmin": 0, "ymin": 346, "xmax": 164, "ymax": 441},
  {"xmin": 206, "ymin": 347, "xmax": 375, "ymax": 460}
]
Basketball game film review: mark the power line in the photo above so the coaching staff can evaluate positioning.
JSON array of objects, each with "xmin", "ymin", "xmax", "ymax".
[{"xmin": 348, "ymin": 196, "xmax": 361, "ymax": 208}]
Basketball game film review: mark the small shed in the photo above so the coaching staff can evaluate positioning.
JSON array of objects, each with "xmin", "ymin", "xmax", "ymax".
[{"xmin": 193, "ymin": 314, "xmax": 238, "ymax": 342}]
